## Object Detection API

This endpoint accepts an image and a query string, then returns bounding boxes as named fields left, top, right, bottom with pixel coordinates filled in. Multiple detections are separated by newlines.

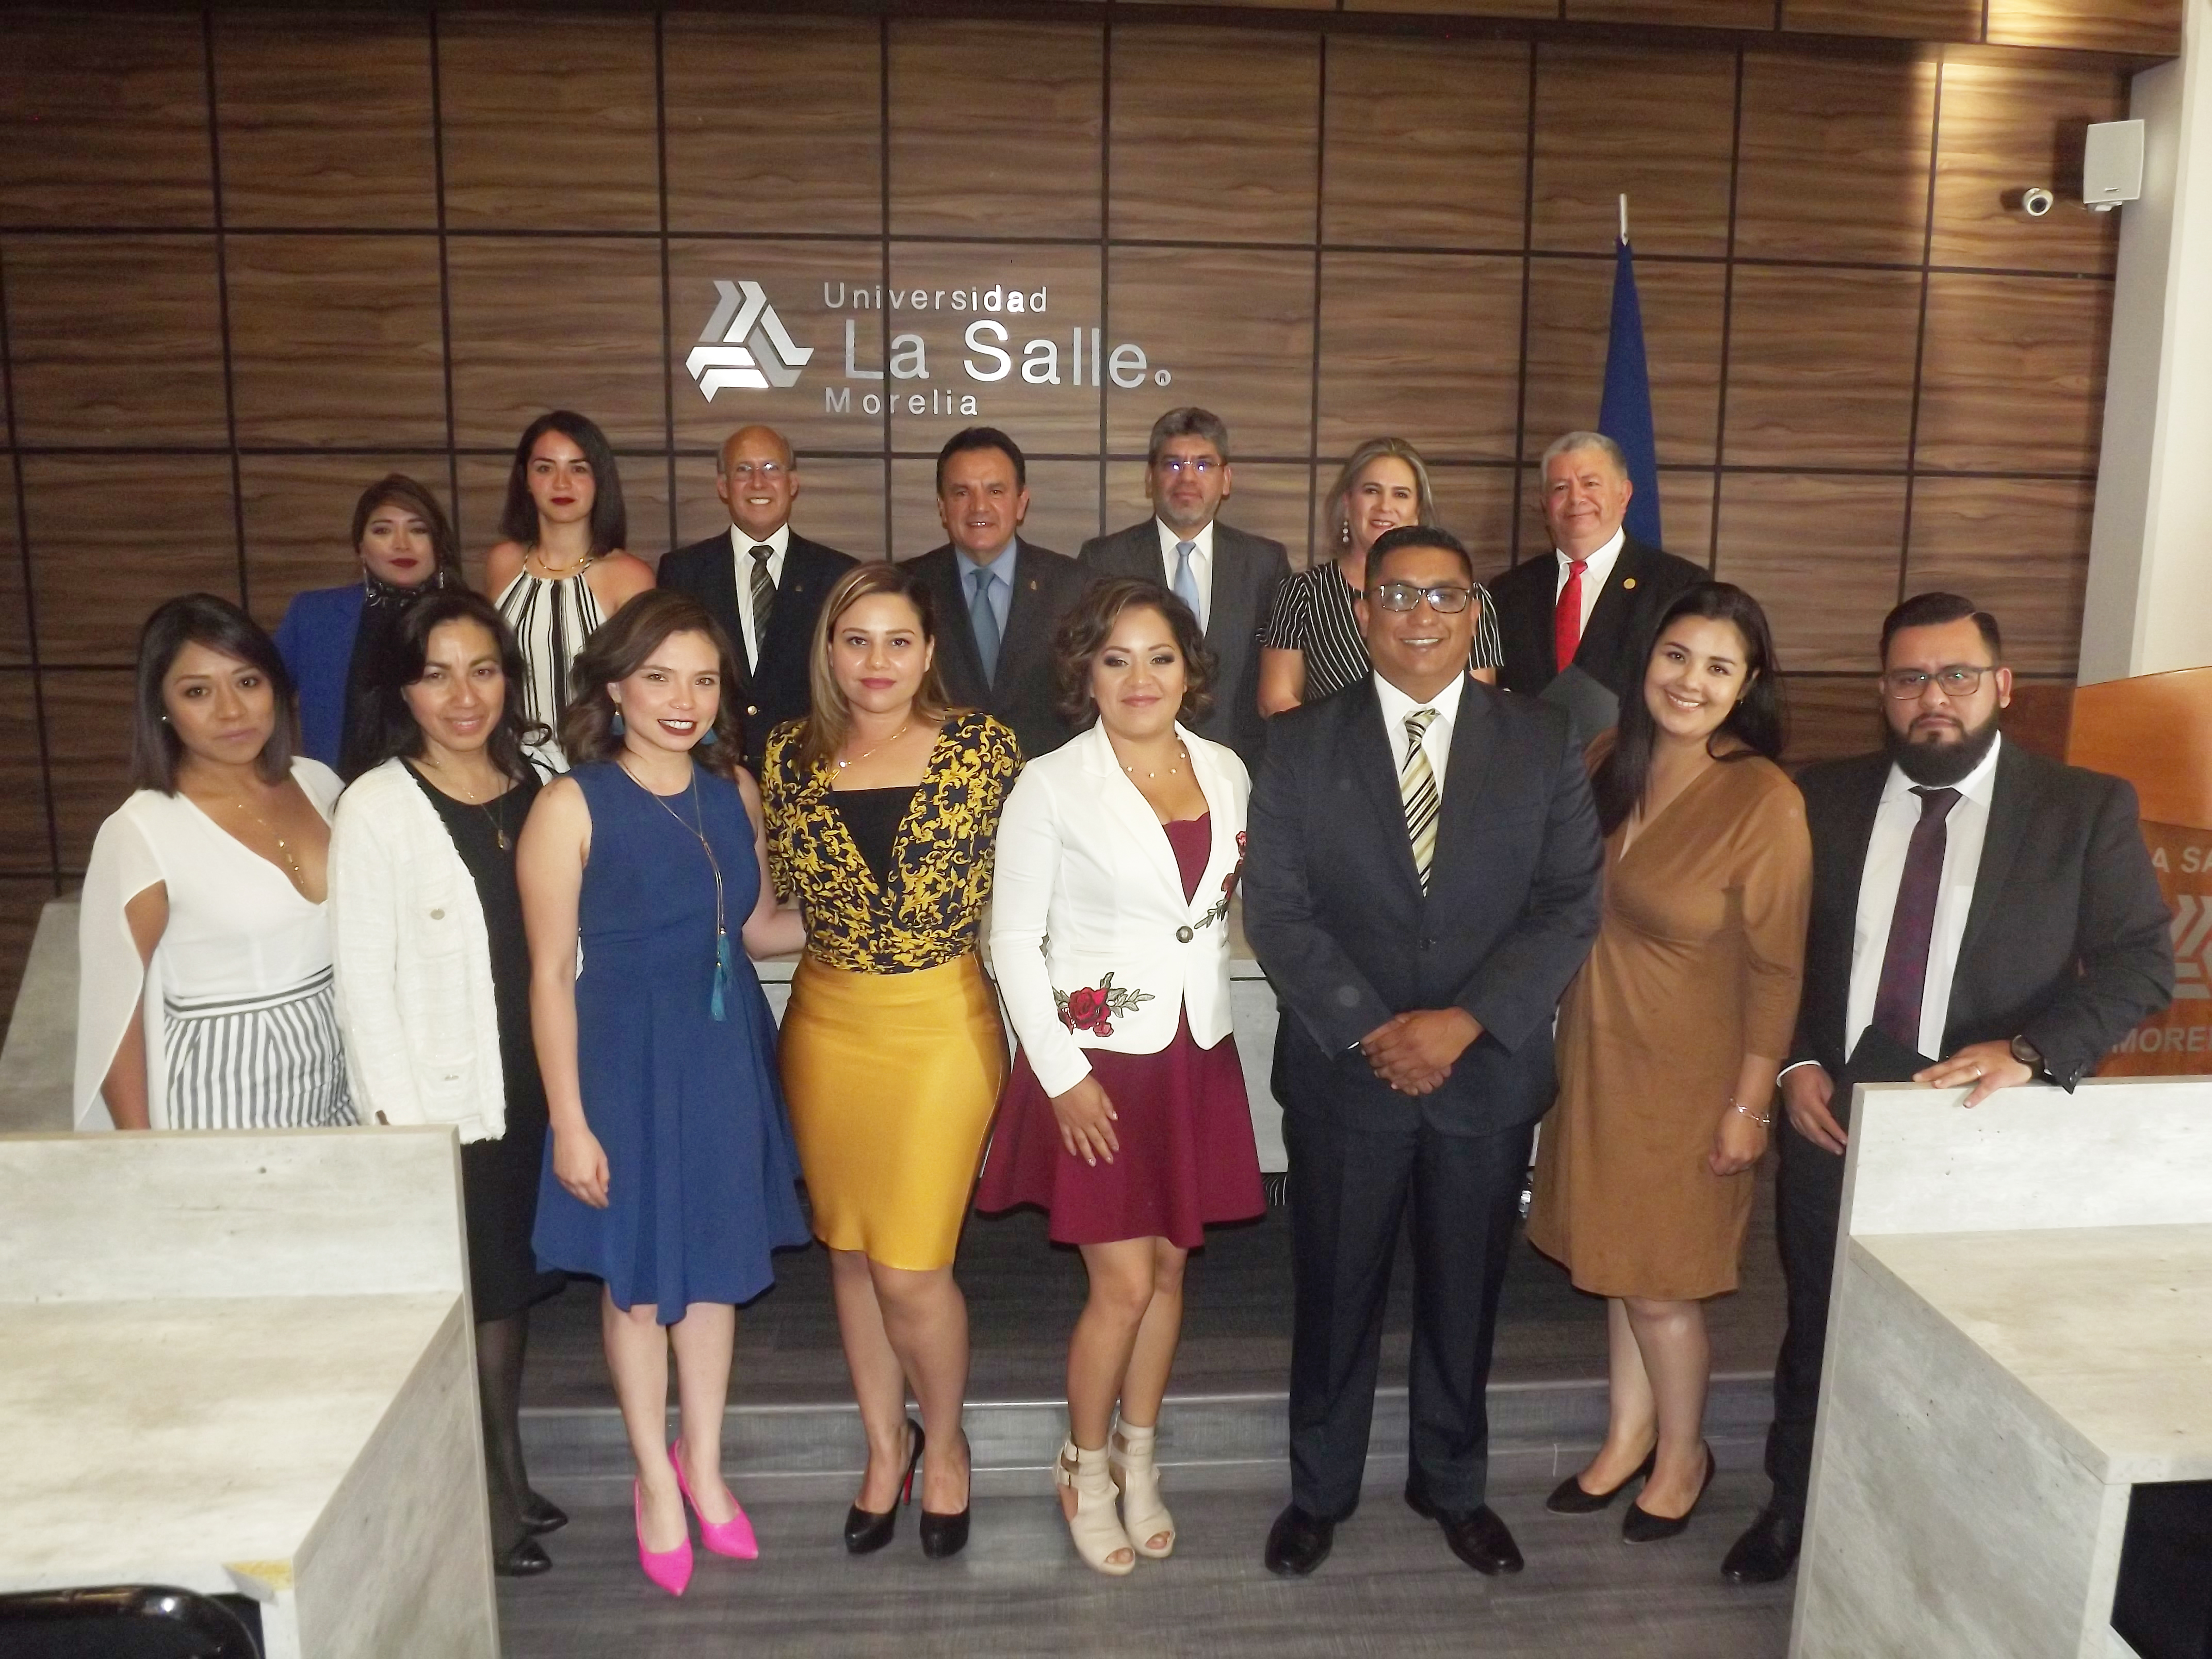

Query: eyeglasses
left=1154, top=457, right=1222, bottom=477
left=1880, top=664, right=1997, bottom=700
left=1370, top=581, right=1475, bottom=614
left=726, top=461, right=787, bottom=481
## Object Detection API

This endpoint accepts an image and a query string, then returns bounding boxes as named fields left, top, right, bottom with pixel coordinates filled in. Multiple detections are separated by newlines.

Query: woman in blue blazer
left=273, top=475, right=463, bottom=777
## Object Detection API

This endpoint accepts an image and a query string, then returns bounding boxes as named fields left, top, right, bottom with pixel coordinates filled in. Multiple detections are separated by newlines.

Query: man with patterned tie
left=1243, top=525, right=1605, bottom=1580
left=1078, top=407, right=1290, bottom=769
left=657, top=424, right=856, bottom=775
left=905, top=427, right=1087, bottom=764
left=1722, top=592, right=2173, bottom=1587
left=1488, top=431, right=1702, bottom=705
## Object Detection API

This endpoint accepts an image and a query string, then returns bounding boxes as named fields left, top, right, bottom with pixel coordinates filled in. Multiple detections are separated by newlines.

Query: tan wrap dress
left=1527, top=752, right=1812, bottom=1300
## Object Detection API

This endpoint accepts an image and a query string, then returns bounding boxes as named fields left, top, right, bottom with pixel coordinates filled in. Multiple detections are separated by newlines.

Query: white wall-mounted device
left=2084, top=119, right=2146, bottom=210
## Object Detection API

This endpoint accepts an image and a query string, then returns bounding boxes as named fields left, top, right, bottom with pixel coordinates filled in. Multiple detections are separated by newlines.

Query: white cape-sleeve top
left=73, top=758, right=344, bottom=1131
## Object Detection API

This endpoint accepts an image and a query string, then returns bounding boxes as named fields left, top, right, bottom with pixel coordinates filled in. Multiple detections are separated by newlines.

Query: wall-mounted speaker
left=2085, top=119, right=2146, bottom=211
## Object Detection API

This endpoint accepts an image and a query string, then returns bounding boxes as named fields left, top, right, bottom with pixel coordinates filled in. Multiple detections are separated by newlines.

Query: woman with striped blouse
left=75, top=594, right=354, bottom=1133
left=1257, top=437, right=1502, bottom=714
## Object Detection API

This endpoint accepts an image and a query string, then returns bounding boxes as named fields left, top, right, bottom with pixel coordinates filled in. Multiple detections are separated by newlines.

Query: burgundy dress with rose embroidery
left=976, top=815, right=1265, bottom=1248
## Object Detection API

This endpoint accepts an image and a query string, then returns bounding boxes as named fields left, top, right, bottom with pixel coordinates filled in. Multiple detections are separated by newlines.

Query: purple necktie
left=1872, top=785, right=1961, bottom=1050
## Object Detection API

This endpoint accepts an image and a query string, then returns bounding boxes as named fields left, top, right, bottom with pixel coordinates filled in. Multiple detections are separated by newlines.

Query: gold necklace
left=530, top=547, right=596, bottom=580
left=837, top=720, right=912, bottom=771
left=416, top=755, right=516, bottom=851
left=1119, top=741, right=1190, bottom=782
left=230, top=790, right=310, bottom=896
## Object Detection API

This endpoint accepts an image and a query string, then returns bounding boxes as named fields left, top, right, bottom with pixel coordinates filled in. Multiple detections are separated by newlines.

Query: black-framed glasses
left=1881, top=664, right=1996, bottom=700
left=1155, top=456, right=1222, bottom=477
left=1370, top=581, right=1475, bottom=614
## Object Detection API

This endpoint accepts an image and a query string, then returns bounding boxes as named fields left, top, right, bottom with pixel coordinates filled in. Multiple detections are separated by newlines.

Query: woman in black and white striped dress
left=1258, top=437, right=1503, bottom=713
left=74, top=595, right=354, bottom=1133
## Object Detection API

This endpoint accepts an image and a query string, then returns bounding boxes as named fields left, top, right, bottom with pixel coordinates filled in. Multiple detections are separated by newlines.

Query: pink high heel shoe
left=671, top=1441, right=760, bottom=1560
left=634, top=1479, right=694, bottom=1596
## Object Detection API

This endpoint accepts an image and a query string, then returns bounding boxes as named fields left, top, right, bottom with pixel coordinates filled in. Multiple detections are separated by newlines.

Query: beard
left=1885, top=706, right=2001, bottom=787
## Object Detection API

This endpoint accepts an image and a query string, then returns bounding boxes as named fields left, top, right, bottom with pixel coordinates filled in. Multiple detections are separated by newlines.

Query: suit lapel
left=1205, top=527, right=1253, bottom=652
left=1954, top=741, right=2036, bottom=978
left=1828, top=755, right=1888, bottom=935
left=703, top=536, right=750, bottom=677
left=926, top=550, right=990, bottom=701
left=1343, top=682, right=1425, bottom=898
left=1084, top=723, right=1183, bottom=899
left=995, top=544, right=1044, bottom=691
left=1432, top=688, right=1498, bottom=882
left=1574, top=540, right=1643, bottom=676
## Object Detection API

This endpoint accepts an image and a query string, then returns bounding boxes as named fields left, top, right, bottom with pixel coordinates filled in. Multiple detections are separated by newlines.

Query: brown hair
left=795, top=562, right=957, bottom=775
left=557, top=589, right=742, bottom=779
left=1053, top=576, right=1215, bottom=729
left=130, top=594, right=300, bottom=793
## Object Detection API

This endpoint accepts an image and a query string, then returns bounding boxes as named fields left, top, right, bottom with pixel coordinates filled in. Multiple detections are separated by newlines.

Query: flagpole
left=1619, top=192, right=1629, bottom=245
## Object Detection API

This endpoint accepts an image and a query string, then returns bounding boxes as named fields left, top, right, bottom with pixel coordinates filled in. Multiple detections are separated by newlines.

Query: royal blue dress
left=533, top=762, right=808, bottom=1318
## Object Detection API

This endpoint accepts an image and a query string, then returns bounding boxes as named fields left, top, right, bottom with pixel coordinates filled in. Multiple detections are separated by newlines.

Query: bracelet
left=1731, top=1099, right=1773, bottom=1129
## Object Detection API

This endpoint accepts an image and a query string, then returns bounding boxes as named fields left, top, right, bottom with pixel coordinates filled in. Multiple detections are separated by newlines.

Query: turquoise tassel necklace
left=626, top=762, right=733, bottom=1022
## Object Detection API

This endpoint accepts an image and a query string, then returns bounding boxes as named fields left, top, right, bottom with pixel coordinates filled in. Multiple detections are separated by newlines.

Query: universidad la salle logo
left=687, top=280, right=813, bottom=398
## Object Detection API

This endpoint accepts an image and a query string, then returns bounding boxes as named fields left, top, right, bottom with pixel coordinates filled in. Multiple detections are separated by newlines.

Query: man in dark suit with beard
left=1078, top=407, right=1289, bottom=770
left=1721, top=591, right=2174, bottom=1587
left=1489, top=431, right=1703, bottom=707
left=1244, top=525, right=1604, bottom=1581
left=657, top=424, right=855, bottom=774
left=905, top=427, right=1087, bottom=764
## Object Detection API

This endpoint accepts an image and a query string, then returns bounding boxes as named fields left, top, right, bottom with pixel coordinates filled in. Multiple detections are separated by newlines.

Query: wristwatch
left=2009, top=1035, right=2044, bottom=1075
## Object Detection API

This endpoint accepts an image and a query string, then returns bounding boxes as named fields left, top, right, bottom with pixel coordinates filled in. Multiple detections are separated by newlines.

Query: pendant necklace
left=622, top=760, right=734, bottom=1022
left=231, top=790, right=310, bottom=897
left=418, top=754, right=514, bottom=851
left=837, top=720, right=912, bottom=771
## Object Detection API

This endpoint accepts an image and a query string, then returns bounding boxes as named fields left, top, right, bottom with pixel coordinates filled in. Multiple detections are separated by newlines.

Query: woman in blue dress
left=517, top=589, right=808, bottom=1597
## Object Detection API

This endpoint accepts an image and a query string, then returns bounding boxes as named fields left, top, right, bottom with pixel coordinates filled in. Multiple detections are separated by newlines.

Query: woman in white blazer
left=328, top=590, right=565, bottom=1579
left=978, top=577, right=1265, bottom=1576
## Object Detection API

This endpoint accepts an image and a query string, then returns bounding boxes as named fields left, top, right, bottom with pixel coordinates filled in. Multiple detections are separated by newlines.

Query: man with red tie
left=1488, top=431, right=1703, bottom=705
left=1720, top=592, right=2173, bottom=1587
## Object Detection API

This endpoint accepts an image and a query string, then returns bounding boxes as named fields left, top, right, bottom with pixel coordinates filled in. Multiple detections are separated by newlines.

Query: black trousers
left=1283, top=1105, right=1533, bottom=1520
left=1765, top=1114, right=1850, bottom=1519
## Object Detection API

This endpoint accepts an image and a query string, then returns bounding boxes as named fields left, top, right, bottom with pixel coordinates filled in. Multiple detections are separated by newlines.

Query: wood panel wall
left=0, top=5, right=2168, bottom=1020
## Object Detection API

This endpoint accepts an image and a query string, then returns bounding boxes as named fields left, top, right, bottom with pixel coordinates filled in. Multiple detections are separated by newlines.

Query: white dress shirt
left=1154, top=518, right=1214, bottom=630
left=1842, top=734, right=2004, bottom=1061
left=1372, top=669, right=1465, bottom=799
left=1552, top=526, right=1627, bottom=639
left=727, top=521, right=791, bottom=669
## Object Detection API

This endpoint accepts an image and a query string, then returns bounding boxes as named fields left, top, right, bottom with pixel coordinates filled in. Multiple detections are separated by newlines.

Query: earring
left=1338, top=520, right=1352, bottom=547
left=610, top=709, right=626, bottom=738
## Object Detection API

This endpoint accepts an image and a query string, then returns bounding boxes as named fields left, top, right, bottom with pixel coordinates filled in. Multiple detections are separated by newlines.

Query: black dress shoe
left=1405, top=1483, right=1523, bottom=1575
left=519, top=1491, right=569, bottom=1536
left=918, top=1506, right=970, bottom=1559
left=1720, top=1504, right=1802, bottom=1583
left=1264, top=1505, right=1336, bottom=1576
left=1546, top=1447, right=1657, bottom=1514
left=1623, top=1445, right=1716, bottom=1543
left=492, top=1536, right=553, bottom=1577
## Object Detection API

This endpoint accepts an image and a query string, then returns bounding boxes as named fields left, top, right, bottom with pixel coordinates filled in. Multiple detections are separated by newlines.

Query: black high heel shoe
left=1622, top=1445, right=1716, bottom=1543
left=519, top=1491, right=570, bottom=1536
left=1545, top=1445, right=1657, bottom=1514
left=844, top=1418, right=924, bottom=1555
left=918, top=1430, right=971, bottom=1560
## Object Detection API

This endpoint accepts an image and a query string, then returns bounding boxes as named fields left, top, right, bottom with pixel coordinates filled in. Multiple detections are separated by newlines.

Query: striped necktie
left=1400, top=707, right=1441, bottom=893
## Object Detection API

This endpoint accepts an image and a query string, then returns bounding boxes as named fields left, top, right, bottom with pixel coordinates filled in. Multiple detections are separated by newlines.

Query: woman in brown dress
left=1527, top=582, right=1810, bottom=1542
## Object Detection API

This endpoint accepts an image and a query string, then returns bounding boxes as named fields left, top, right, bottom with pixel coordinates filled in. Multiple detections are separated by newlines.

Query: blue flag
left=1598, top=236, right=1664, bottom=549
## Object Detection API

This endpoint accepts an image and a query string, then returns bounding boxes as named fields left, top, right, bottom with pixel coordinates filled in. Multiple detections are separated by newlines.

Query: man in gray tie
left=1079, top=407, right=1289, bottom=770
left=904, top=427, right=1087, bottom=762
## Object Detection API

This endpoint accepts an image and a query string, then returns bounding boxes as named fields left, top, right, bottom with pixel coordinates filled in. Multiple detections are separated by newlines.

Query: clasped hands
left=1360, top=1007, right=1483, bottom=1096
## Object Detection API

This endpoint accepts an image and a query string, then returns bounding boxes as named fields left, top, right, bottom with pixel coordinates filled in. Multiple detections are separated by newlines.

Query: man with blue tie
left=1078, top=408, right=1289, bottom=770
left=906, top=427, right=1087, bottom=763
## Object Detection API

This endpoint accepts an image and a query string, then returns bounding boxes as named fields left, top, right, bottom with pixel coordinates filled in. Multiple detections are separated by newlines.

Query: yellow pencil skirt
left=778, top=952, right=1007, bottom=1272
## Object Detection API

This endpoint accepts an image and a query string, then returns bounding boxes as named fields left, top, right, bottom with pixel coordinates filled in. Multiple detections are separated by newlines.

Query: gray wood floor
left=522, top=1163, right=1786, bottom=1409
left=496, top=1464, right=1792, bottom=1658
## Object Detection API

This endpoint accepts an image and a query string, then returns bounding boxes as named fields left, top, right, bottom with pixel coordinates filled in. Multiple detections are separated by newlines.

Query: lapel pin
left=1028, top=579, right=1038, bottom=591
left=1622, top=577, right=1637, bottom=591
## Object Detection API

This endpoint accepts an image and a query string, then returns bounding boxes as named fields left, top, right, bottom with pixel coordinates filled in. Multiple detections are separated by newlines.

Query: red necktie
left=1871, top=786, right=1962, bottom=1050
left=1554, top=559, right=1589, bottom=674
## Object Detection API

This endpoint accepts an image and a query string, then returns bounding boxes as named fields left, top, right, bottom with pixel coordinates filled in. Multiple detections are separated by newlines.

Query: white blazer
left=328, top=757, right=509, bottom=1143
left=989, top=720, right=1250, bottom=1097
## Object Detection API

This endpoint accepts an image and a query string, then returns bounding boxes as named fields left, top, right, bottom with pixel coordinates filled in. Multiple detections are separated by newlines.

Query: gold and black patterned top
left=763, top=710, right=1022, bottom=974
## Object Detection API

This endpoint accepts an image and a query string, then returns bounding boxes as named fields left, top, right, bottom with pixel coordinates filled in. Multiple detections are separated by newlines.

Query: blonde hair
left=796, top=562, right=956, bottom=774
left=1323, top=437, right=1439, bottom=553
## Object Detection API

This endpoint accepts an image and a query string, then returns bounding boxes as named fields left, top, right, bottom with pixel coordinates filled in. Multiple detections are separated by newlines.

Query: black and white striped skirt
left=161, top=967, right=355, bottom=1131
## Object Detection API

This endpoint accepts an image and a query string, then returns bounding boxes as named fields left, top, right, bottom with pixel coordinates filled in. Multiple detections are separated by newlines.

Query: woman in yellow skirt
left=762, top=560, right=1020, bottom=1563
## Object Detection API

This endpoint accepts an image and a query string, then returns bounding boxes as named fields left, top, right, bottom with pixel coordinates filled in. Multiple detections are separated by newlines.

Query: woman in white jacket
left=977, top=577, right=1265, bottom=1575
left=329, top=590, right=564, bottom=1578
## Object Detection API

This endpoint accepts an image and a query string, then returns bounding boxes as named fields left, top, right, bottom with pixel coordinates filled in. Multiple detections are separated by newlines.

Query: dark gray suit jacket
left=1244, top=678, right=1604, bottom=1137
left=905, top=539, right=1087, bottom=764
left=1788, top=742, right=2174, bottom=1095
left=1077, top=518, right=1289, bottom=770
left=1490, top=534, right=1705, bottom=703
